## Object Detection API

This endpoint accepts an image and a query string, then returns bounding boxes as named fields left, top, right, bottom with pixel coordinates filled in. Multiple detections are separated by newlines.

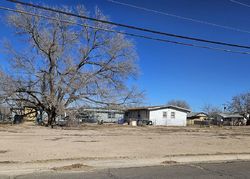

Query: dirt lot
left=1, top=123, right=250, bottom=174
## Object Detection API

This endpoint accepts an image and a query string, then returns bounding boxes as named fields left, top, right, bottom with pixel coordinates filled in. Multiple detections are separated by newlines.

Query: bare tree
left=167, top=99, right=191, bottom=109
left=201, top=104, right=222, bottom=118
left=0, top=5, right=143, bottom=126
left=228, top=92, right=250, bottom=124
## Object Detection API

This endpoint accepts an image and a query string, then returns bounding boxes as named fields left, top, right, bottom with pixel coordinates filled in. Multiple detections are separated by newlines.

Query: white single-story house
left=76, top=107, right=124, bottom=123
left=125, top=105, right=191, bottom=126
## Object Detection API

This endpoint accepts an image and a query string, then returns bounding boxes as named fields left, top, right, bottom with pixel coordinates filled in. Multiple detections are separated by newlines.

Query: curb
left=163, top=153, right=250, bottom=164
left=83, top=153, right=250, bottom=169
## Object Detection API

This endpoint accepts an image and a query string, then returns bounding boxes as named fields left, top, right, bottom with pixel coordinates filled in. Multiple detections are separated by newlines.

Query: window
left=108, top=112, right=115, bottom=118
left=171, top=112, right=175, bottom=119
left=163, top=111, right=167, bottom=118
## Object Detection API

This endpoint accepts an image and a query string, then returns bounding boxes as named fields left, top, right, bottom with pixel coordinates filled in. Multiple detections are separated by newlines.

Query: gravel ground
left=1, top=123, right=250, bottom=175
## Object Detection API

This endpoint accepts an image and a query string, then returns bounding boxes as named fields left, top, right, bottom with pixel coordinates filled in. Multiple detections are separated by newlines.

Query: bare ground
left=1, top=123, right=250, bottom=175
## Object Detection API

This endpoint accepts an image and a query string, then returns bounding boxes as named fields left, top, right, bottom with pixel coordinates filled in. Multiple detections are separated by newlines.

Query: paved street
left=4, top=161, right=250, bottom=179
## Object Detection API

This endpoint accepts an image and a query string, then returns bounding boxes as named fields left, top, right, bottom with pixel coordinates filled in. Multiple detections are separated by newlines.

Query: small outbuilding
left=187, top=112, right=208, bottom=125
left=125, top=105, right=191, bottom=126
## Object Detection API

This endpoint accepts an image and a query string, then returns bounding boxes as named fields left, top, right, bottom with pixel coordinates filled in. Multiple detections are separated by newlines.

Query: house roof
left=76, top=107, right=124, bottom=113
left=218, top=113, right=243, bottom=118
left=127, top=105, right=191, bottom=113
left=187, top=112, right=208, bottom=118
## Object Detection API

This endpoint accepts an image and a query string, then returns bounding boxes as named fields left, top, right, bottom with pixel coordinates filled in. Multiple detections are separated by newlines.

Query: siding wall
left=125, top=110, right=148, bottom=120
left=94, top=112, right=124, bottom=123
left=149, top=108, right=187, bottom=126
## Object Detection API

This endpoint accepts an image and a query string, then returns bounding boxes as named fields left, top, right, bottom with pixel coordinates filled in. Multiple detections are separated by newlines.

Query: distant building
left=23, top=106, right=37, bottom=121
left=0, top=106, right=11, bottom=122
left=216, top=113, right=246, bottom=126
left=187, top=112, right=208, bottom=125
left=125, top=105, right=191, bottom=126
left=9, top=106, right=37, bottom=123
left=76, top=107, right=124, bottom=123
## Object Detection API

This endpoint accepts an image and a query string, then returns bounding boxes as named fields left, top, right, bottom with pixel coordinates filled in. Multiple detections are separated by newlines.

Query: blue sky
left=1, top=0, right=250, bottom=111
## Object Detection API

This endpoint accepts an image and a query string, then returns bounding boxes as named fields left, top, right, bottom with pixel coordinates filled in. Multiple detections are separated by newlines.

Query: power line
left=5, top=0, right=250, bottom=50
left=230, top=0, right=250, bottom=8
left=1, top=5, right=250, bottom=55
left=108, top=0, right=250, bottom=34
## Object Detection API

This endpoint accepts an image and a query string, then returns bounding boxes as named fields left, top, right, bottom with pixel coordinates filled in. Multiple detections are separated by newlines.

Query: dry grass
left=0, top=161, right=17, bottom=164
left=73, top=140, right=99, bottom=143
left=52, top=163, right=92, bottom=171
left=45, top=137, right=63, bottom=141
left=0, top=150, right=9, bottom=154
left=2, top=123, right=250, bottom=168
left=161, top=160, right=178, bottom=165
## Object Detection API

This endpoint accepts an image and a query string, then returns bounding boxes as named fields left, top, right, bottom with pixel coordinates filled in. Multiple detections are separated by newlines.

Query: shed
left=187, top=112, right=208, bottom=125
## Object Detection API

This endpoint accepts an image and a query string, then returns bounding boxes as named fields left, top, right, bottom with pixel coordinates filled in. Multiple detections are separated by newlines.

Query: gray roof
left=187, top=112, right=207, bottom=118
left=218, top=113, right=243, bottom=118
left=67, top=107, right=125, bottom=113
left=78, top=108, right=124, bottom=113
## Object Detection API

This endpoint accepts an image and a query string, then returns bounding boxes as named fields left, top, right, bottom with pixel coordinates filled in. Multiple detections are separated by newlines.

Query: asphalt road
left=3, top=161, right=250, bottom=179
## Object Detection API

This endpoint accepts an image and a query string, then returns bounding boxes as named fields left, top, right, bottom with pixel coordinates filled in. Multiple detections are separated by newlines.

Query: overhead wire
left=0, top=6, right=250, bottom=55
left=107, top=0, right=250, bottom=34
left=4, top=0, right=250, bottom=50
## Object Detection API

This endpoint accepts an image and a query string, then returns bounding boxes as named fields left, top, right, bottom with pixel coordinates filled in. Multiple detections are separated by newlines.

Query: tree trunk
left=47, top=107, right=56, bottom=127
left=247, top=118, right=250, bottom=125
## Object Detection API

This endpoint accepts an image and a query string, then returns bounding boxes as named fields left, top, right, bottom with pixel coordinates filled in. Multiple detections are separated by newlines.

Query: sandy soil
left=1, top=123, right=250, bottom=174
